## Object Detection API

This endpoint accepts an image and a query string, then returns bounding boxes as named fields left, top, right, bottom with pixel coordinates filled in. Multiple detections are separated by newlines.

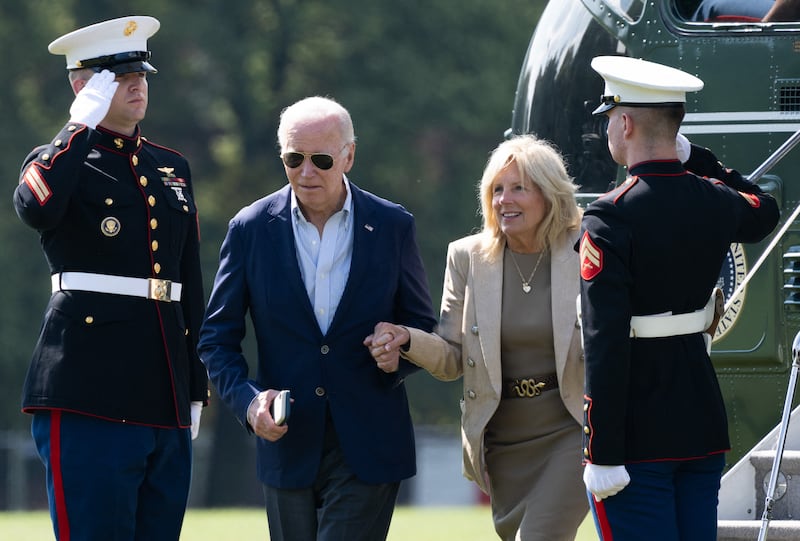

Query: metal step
left=718, top=406, right=800, bottom=538
left=717, top=520, right=800, bottom=540
left=750, top=450, right=800, bottom=520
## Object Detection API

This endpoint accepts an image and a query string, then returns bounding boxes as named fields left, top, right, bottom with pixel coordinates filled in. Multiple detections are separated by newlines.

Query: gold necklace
left=508, top=249, right=545, bottom=294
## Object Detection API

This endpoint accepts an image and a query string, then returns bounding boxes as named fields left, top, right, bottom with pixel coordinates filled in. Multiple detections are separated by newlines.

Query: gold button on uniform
left=132, top=155, right=139, bottom=166
left=154, top=263, right=161, bottom=274
left=151, top=240, right=159, bottom=252
left=85, top=316, right=94, bottom=324
left=584, top=426, right=590, bottom=434
left=150, top=218, right=158, bottom=230
left=54, top=139, right=62, bottom=147
left=148, top=195, right=156, bottom=207
left=68, top=125, right=77, bottom=131
left=104, top=198, right=113, bottom=206
left=182, top=205, right=189, bottom=212
left=140, top=176, right=148, bottom=187
left=41, top=153, right=50, bottom=161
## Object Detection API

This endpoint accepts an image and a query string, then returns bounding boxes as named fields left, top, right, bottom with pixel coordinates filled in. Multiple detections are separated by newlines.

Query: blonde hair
left=478, top=135, right=581, bottom=261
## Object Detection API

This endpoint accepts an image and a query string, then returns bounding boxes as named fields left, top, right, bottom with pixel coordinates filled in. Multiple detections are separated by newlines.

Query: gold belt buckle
left=148, top=278, right=172, bottom=302
left=512, top=377, right=546, bottom=398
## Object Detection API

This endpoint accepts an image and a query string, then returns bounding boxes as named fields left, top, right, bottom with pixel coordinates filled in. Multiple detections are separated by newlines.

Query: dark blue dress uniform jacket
left=13, top=122, right=208, bottom=428
left=198, top=183, right=436, bottom=489
left=578, top=155, right=780, bottom=465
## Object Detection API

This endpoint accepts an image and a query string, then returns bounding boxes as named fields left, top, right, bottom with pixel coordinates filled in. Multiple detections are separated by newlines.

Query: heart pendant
left=522, top=284, right=532, bottom=293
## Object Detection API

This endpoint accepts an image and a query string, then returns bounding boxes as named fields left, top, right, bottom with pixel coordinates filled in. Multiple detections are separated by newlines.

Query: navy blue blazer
left=198, top=181, right=435, bottom=488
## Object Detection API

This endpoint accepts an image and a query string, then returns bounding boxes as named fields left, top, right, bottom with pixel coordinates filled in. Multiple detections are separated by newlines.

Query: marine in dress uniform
left=13, top=16, right=208, bottom=541
left=578, top=56, right=780, bottom=540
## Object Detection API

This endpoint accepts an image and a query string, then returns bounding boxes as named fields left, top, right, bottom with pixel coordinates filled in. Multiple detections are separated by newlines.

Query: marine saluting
left=14, top=15, right=208, bottom=541
left=577, top=55, right=780, bottom=540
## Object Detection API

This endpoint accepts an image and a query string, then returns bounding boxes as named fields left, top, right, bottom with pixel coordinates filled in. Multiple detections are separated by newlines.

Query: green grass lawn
left=0, top=506, right=599, bottom=540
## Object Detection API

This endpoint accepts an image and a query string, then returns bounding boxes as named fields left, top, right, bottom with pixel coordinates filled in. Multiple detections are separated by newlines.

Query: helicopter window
left=677, top=0, right=800, bottom=23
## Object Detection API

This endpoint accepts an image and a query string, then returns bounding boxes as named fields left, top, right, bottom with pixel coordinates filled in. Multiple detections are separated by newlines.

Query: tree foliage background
left=0, top=0, right=545, bottom=505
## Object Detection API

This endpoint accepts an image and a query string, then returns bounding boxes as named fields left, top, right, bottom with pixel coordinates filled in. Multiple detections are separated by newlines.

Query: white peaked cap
left=48, top=16, right=160, bottom=73
left=590, top=56, right=704, bottom=115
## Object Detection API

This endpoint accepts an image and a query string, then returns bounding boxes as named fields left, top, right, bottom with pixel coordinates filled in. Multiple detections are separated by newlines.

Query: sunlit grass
left=0, top=506, right=599, bottom=540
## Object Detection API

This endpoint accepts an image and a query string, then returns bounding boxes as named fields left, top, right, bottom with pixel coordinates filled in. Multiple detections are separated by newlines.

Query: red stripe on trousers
left=50, top=411, right=70, bottom=541
left=594, top=497, right=613, bottom=540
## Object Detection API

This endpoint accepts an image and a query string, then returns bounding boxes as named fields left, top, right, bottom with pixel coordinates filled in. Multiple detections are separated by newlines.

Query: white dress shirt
left=290, top=177, right=354, bottom=335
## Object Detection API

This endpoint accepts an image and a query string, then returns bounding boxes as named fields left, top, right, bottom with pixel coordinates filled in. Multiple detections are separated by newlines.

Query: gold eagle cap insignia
left=124, top=21, right=138, bottom=37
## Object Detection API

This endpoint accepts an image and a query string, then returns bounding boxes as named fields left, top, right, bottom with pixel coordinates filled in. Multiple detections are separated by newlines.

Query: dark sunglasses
left=280, top=144, right=349, bottom=170
left=281, top=151, right=335, bottom=170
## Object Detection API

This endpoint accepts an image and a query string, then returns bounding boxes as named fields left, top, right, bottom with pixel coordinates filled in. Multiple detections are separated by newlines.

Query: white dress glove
left=676, top=133, right=692, bottom=163
left=190, top=401, right=203, bottom=440
left=583, top=463, right=631, bottom=501
left=69, top=70, right=118, bottom=129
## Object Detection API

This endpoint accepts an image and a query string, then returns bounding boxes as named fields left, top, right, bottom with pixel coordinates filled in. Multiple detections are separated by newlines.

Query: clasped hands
left=363, top=322, right=410, bottom=373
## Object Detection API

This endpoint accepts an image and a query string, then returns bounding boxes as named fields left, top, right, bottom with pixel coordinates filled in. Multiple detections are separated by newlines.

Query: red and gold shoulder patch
left=22, top=163, right=51, bottom=205
left=580, top=232, right=603, bottom=280
left=738, top=191, right=761, bottom=208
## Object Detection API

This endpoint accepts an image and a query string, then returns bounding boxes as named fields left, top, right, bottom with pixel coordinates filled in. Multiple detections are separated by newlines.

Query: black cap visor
left=592, top=95, right=685, bottom=116
left=74, top=51, right=157, bottom=74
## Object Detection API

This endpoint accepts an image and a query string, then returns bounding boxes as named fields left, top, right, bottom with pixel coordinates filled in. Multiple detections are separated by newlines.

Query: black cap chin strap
left=598, top=95, right=684, bottom=109
left=75, top=50, right=151, bottom=70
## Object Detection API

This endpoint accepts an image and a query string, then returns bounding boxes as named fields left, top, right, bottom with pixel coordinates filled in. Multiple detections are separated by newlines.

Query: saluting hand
left=676, top=133, right=692, bottom=163
left=69, top=69, right=118, bottom=129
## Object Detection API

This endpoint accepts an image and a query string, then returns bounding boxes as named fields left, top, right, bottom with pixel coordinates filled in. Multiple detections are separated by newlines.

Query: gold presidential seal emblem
left=714, top=243, right=747, bottom=341
left=100, top=216, right=121, bottom=237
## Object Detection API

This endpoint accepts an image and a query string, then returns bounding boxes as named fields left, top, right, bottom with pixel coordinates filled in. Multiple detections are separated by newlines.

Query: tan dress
left=483, top=249, right=588, bottom=541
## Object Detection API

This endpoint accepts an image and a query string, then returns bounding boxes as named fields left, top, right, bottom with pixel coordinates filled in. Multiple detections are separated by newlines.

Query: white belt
left=629, top=291, right=718, bottom=338
left=51, top=272, right=182, bottom=302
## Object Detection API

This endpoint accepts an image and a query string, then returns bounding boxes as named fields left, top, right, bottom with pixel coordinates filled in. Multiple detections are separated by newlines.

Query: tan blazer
left=403, top=230, right=584, bottom=493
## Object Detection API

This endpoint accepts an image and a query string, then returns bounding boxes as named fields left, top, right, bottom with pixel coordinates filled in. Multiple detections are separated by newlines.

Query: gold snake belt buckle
left=511, top=377, right=546, bottom=398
